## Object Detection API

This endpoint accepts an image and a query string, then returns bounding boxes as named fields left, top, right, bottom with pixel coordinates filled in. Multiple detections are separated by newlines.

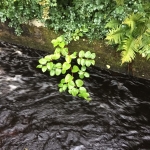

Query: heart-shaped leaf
left=36, top=64, right=42, bottom=68
left=59, top=42, right=65, bottom=48
left=77, top=58, right=81, bottom=65
left=55, top=63, right=62, bottom=68
left=71, top=88, right=79, bottom=96
left=47, top=62, right=54, bottom=70
left=85, top=51, right=91, bottom=58
left=65, top=55, right=72, bottom=63
left=39, top=58, right=47, bottom=65
left=81, top=66, right=86, bottom=71
left=45, top=55, right=52, bottom=61
left=72, top=65, right=79, bottom=73
left=79, top=50, right=85, bottom=57
left=84, top=72, right=90, bottom=78
left=62, top=62, right=71, bottom=70
left=85, top=60, right=91, bottom=67
left=75, top=79, right=83, bottom=87
left=50, top=70, right=55, bottom=76
left=91, top=53, right=96, bottom=59
left=70, top=52, right=77, bottom=59
left=65, top=74, right=73, bottom=82
left=55, top=68, right=62, bottom=76
left=42, top=66, right=47, bottom=72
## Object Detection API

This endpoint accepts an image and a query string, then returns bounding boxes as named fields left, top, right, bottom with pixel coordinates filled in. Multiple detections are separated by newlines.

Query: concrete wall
left=0, top=22, right=150, bottom=79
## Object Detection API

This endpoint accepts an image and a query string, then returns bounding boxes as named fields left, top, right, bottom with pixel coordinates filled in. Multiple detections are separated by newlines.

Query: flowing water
left=0, top=41, right=150, bottom=150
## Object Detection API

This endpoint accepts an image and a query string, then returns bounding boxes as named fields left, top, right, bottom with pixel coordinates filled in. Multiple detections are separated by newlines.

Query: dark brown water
left=0, top=41, right=150, bottom=150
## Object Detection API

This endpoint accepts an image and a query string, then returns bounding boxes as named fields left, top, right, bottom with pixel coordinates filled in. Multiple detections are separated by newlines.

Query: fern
left=105, top=12, right=150, bottom=64
left=139, top=33, right=150, bottom=59
left=105, top=26, right=124, bottom=44
left=123, top=13, right=145, bottom=32
left=105, top=19, right=120, bottom=29
left=121, top=36, right=136, bottom=63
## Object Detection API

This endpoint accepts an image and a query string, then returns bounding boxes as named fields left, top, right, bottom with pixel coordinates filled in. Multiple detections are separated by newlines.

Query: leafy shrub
left=0, top=0, right=56, bottom=35
left=0, top=0, right=147, bottom=40
left=105, top=1, right=150, bottom=64
left=37, top=35, right=96, bottom=101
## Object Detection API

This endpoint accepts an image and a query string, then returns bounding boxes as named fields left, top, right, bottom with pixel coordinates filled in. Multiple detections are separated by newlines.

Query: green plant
left=105, top=12, right=150, bottom=64
left=0, top=0, right=56, bottom=35
left=37, top=35, right=96, bottom=101
left=1, top=0, right=147, bottom=41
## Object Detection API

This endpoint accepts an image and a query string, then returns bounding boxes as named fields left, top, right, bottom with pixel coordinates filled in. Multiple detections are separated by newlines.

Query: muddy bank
left=0, top=41, right=150, bottom=150
left=0, top=23, right=150, bottom=79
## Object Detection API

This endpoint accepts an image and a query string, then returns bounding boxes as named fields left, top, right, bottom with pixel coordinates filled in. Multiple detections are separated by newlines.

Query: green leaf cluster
left=37, top=35, right=96, bottom=101
left=1, top=0, right=149, bottom=41
left=105, top=12, right=150, bottom=64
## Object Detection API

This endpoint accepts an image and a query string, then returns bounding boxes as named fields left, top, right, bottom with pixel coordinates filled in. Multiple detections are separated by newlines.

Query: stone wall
left=0, top=22, right=150, bottom=79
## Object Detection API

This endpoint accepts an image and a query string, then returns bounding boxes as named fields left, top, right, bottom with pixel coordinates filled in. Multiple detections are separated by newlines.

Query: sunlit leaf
left=65, top=55, right=71, bottom=63
left=68, top=81, right=75, bottom=89
left=62, top=62, right=71, bottom=70
left=81, top=66, right=86, bottom=71
left=75, top=79, right=83, bottom=87
left=59, top=88, right=63, bottom=92
left=47, top=62, right=54, bottom=70
left=79, top=50, right=85, bottom=57
left=53, top=53, right=60, bottom=60
left=84, top=72, right=90, bottom=78
left=50, top=70, right=55, bottom=76
left=91, top=53, right=96, bottom=59
left=62, top=69, right=66, bottom=74
left=55, top=68, right=62, bottom=76
left=57, top=36, right=63, bottom=42
left=79, top=87, right=87, bottom=92
left=81, top=58, right=85, bottom=66
left=59, top=42, right=65, bottom=48
left=36, top=64, right=42, bottom=68
left=85, top=51, right=91, bottom=58
left=39, top=58, right=47, bottom=65
left=58, top=83, right=63, bottom=87
left=71, top=88, right=79, bottom=96
left=55, top=63, right=62, bottom=68
left=65, top=74, right=73, bottom=82
left=62, top=84, right=67, bottom=91
left=61, top=48, right=68, bottom=56
left=42, top=66, right=47, bottom=72
left=54, top=47, right=61, bottom=54
left=77, top=58, right=81, bottom=65
left=72, top=65, right=79, bottom=73
left=85, top=60, right=91, bottom=67
left=91, top=60, right=95, bottom=65
left=45, top=55, right=52, bottom=61
left=60, top=78, right=65, bottom=84
left=70, top=52, right=77, bottom=59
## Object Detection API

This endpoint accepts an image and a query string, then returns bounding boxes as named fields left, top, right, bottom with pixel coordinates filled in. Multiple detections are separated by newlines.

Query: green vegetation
left=37, top=35, right=96, bottom=101
left=105, top=0, right=150, bottom=64
left=0, top=0, right=150, bottom=99
left=105, top=13, right=150, bottom=64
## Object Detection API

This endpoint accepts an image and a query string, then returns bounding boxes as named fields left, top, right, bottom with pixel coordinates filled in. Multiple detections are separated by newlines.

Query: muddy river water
left=0, top=41, right=150, bottom=150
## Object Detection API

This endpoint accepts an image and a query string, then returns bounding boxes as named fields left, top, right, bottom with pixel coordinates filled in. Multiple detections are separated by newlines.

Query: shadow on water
left=0, top=41, right=150, bottom=150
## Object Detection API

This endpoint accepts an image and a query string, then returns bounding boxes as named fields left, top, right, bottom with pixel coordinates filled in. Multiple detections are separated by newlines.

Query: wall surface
left=0, top=22, right=150, bottom=79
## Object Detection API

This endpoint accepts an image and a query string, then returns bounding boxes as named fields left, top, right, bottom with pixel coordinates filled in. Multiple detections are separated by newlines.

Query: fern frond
left=105, top=26, right=124, bottom=44
left=121, top=36, right=136, bottom=64
left=105, top=19, right=120, bottom=29
left=139, top=34, right=150, bottom=59
left=123, top=13, right=145, bottom=33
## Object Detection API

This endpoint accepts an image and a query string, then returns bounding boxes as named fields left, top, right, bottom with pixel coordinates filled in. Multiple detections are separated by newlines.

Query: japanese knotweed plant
left=37, top=36, right=96, bottom=101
